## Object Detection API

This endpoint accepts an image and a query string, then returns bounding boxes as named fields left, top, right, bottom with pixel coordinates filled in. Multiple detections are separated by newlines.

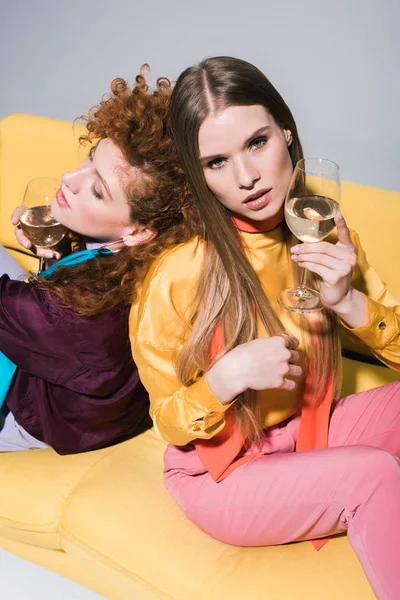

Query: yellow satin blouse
left=129, top=226, right=400, bottom=446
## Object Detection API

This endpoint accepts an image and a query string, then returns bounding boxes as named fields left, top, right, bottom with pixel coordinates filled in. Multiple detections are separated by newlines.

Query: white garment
left=0, top=245, right=25, bottom=279
left=0, top=411, right=49, bottom=451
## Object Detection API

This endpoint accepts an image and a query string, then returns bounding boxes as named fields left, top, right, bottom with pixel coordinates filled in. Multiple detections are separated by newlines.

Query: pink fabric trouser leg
left=164, top=381, right=400, bottom=600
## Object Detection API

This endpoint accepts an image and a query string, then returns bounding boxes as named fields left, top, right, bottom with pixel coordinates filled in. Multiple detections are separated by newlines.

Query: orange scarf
left=194, top=213, right=334, bottom=550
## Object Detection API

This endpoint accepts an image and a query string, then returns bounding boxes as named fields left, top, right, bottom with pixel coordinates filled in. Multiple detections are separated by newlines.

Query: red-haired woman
left=0, top=69, right=196, bottom=454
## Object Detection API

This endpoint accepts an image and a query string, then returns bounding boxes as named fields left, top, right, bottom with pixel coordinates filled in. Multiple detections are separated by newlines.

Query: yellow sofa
left=1, top=113, right=399, bottom=600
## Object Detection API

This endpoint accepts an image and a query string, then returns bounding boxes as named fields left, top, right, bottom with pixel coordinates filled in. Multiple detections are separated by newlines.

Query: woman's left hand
left=290, top=212, right=358, bottom=311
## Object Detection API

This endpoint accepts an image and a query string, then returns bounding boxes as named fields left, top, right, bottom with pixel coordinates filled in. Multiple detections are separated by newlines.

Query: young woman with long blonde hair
left=130, top=57, right=400, bottom=599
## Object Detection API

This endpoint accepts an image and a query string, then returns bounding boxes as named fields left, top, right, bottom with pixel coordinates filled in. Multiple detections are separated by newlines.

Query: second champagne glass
left=277, top=158, right=341, bottom=313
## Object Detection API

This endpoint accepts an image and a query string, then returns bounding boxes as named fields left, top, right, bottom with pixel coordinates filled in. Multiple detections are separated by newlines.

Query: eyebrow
left=89, top=145, right=113, bottom=200
left=199, top=125, right=272, bottom=165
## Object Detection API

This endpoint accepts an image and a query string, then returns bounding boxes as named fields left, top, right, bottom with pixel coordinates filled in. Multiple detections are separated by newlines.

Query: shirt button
left=378, top=321, right=386, bottom=330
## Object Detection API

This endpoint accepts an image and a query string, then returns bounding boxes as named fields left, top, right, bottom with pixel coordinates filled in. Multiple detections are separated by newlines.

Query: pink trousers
left=164, top=381, right=400, bottom=600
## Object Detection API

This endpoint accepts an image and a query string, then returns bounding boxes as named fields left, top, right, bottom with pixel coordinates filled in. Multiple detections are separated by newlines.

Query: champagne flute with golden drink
left=20, top=177, right=67, bottom=272
left=277, top=158, right=341, bottom=313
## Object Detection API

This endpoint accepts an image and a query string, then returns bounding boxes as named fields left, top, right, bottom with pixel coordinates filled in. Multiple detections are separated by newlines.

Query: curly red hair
left=33, top=66, right=200, bottom=314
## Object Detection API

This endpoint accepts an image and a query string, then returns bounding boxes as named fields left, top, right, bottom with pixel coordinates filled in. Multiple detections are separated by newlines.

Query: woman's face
left=198, top=104, right=294, bottom=222
left=51, top=138, right=139, bottom=240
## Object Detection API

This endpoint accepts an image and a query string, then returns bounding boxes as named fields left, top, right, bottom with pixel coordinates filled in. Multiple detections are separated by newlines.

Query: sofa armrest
left=341, top=181, right=400, bottom=300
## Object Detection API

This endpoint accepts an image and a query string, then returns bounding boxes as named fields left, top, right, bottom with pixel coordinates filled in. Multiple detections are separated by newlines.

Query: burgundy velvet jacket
left=0, top=275, right=149, bottom=454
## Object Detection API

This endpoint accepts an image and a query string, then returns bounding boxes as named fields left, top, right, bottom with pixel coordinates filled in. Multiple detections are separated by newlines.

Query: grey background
left=1, top=0, right=399, bottom=191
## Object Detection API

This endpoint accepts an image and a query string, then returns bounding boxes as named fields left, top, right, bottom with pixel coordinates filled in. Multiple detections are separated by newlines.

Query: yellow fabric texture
left=130, top=227, right=400, bottom=446
left=0, top=113, right=398, bottom=600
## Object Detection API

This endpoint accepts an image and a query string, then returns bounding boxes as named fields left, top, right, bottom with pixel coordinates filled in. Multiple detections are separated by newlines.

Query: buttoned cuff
left=340, top=295, right=399, bottom=350
left=185, top=375, right=234, bottom=433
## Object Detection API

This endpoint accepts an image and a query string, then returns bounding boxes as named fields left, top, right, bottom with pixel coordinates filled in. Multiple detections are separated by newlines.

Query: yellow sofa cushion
left=1, top=418, right=377, bottom=600
left=0, top=445, right=109, bottom=549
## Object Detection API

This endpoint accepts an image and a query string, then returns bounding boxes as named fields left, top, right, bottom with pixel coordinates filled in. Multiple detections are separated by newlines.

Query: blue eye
left=250, top=136, right=267, bottom=149
left=208, top=158, right=226, bottom=170
left=91, top=185, right=103, bottom=200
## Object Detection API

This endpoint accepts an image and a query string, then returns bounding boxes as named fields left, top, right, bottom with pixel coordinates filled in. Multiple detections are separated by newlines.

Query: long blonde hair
left=170, top=56, right=342, bottom=443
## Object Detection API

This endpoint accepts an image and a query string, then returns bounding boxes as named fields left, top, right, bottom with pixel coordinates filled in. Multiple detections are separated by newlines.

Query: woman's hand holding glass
left=12, top=177, right=71, bottom=266
left=277, top=158, right=342, bottom=313
left=290, top=212, right=357, bottom=311
left=12, top=206, right=64, bottom=260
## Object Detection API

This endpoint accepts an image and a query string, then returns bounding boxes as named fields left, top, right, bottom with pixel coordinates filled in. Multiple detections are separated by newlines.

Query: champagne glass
left=277, top=158, right=341, bottom=313
left=20, top=177, right=67, bottom=272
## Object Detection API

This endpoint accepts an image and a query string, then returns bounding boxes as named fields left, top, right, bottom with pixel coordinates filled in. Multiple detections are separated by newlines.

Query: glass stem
left=299, top=267, right=308, bottom=289
left=38, top=257, right=46, bottom=274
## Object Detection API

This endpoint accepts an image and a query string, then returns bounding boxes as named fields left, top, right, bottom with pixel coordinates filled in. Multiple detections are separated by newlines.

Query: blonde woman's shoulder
left=151, top=236, right=204, bottom=281
left=129, top=236, right=204, bottom=347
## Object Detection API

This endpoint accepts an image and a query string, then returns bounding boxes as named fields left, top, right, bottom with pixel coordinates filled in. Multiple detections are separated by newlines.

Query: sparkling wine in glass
left=20, top=177, right=67, bottom=271
left=277, top=158, right=341, bottom=313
